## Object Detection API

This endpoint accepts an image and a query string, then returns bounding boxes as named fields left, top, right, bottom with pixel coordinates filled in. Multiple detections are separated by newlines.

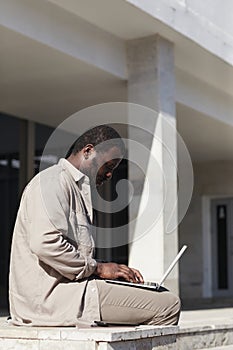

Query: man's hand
left=94, top=262, right=144, bottom=283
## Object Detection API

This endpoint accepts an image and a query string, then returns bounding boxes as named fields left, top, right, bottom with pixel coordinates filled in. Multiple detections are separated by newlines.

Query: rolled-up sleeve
left=27, top=173, right=96, bottom=281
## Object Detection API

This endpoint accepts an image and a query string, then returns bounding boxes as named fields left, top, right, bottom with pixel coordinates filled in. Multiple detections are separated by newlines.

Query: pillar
left=127, top=35, right=179, bottom=293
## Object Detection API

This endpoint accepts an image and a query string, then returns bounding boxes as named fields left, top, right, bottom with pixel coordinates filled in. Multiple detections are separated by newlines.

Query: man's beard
left=79, top=159, right=99, bottom=187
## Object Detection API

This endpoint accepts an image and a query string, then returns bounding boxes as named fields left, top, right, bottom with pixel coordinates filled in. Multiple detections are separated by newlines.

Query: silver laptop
left=105, top=245, right=187, bottom=291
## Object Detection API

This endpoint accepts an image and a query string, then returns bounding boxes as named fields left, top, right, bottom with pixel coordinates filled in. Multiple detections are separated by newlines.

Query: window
left=0, top=113, right=20, bottom=310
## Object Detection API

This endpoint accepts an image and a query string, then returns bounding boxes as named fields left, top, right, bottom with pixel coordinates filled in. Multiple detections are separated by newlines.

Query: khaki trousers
left=96, top=280, right=181, bottom=326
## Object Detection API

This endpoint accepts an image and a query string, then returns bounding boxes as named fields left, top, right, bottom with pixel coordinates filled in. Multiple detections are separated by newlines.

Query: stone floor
left=180, top=307, right=233, bottom=328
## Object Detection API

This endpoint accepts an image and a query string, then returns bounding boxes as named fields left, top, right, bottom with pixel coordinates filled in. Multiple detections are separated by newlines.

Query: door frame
left=202, top=195, right=233, bottom=298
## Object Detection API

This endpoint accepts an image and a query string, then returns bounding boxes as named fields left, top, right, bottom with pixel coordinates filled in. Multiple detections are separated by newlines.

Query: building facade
left=1, top=0, right=233, bottom=309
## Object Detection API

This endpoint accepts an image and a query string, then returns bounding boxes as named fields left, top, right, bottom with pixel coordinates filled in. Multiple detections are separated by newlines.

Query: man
left=9, top=125, right=180, bottom=326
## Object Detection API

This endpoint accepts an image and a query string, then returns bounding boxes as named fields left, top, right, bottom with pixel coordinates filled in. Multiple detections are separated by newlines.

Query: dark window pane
left=217, top=205, right=228, bottom=289
left=35, top=123, right=55, bottom=173
left=0, top=113, right=20, bottom=309
left=94, top=159, right=128, bottom=265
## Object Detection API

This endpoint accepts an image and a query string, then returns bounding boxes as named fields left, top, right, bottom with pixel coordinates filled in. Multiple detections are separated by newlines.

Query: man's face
left=82, top=146, right=123, bottom=187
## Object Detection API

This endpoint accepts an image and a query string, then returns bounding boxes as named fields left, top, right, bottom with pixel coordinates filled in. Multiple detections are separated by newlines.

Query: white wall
left=179, top=160, right=233, bottom=299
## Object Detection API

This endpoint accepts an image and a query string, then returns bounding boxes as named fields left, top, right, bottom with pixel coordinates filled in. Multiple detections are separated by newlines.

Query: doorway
left=211, top=198, right=233, bottom=297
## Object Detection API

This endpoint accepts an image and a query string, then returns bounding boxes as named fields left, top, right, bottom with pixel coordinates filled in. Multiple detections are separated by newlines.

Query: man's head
left=66, top=125, right=125, bottom=187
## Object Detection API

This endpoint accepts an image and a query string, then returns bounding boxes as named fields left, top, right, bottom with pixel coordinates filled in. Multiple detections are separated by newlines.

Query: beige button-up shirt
left=9, top=159, right=100, bottom=326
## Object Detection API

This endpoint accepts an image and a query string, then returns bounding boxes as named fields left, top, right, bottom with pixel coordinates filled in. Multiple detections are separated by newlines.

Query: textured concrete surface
left=0, top=308, right=232, bottom=349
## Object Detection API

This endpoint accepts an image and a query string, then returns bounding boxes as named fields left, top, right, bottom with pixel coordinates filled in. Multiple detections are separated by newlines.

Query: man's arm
left=27, top=175, right=96, bottom=281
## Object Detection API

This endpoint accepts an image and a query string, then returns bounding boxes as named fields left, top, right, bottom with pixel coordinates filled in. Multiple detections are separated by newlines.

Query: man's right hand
left=94, top=262, right=144, bottom=283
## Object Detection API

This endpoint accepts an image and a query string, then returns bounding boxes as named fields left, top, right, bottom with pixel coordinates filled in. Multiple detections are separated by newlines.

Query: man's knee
left=148, top=292, right=181, bottom=326
left=163, top=292, right=181, bottom=325
left=170, top=294, right=181, bottom=324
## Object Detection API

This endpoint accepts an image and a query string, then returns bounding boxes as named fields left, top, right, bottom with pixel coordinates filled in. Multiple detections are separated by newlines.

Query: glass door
left=211, top=198, right=233, bottom=297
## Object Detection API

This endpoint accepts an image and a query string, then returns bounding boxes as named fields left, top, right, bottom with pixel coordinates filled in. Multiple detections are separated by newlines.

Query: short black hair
left=65, top=125, right=125, bottom=158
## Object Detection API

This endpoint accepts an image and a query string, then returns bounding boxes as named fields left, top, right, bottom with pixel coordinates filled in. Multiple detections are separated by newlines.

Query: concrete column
left=127, top=35, right=179, bottom=293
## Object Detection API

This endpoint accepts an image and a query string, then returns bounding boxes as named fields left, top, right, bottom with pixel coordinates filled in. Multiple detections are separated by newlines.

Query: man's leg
left=96, top=280, right=181, bottom=326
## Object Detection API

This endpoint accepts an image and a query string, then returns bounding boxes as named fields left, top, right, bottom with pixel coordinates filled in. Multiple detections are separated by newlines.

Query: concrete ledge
left=0, top=320, right=178, bottom=350
left=177, top=325, right=233, bottom=350
left=0, top=321, right=178, bottom=340
left=0, top=317, right=233, bottom=350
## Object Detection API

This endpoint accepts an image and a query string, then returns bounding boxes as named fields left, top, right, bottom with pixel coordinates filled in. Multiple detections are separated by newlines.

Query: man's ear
left=83, top=144, right=95, bottom=159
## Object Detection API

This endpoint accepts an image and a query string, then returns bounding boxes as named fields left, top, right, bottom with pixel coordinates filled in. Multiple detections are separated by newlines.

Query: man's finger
left=117, top=265, right=143, bottom=283
left=117, top=270, right=138, bottom=283
left=118, top=265, right=135, bottom=276
left=131, top=268, right=144, bottom=283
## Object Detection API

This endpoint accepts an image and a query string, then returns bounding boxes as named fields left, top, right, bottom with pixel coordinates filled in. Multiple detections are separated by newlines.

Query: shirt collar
left=58, top=158, right=90, bottom=184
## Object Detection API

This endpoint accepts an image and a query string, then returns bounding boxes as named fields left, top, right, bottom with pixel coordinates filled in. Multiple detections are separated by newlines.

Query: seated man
left=9, top=125, right=180, bottom=327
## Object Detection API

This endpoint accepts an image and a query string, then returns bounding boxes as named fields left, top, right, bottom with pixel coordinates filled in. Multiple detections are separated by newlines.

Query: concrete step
left=0, top=316, right=233, bottom=349
left=198, top=345, right=233, bottom=349
left=177, top=324, right=233, bottom=350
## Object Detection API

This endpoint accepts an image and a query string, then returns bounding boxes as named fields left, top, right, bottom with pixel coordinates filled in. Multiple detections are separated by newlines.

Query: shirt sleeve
left=27, top=172, right=97, bottom=280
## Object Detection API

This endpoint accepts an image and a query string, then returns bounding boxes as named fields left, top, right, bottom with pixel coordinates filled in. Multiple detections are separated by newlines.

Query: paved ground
left=179, top=307, right=233, bottom=328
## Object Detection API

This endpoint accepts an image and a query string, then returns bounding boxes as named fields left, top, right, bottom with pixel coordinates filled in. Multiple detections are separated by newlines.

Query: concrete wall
left=184, top=0, right=232, bottom=35
left=127, top=0, right=233, bottom=66
left=179, top=160, right=233, bottom=299
left=165, top=0, right=233, bottom=37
